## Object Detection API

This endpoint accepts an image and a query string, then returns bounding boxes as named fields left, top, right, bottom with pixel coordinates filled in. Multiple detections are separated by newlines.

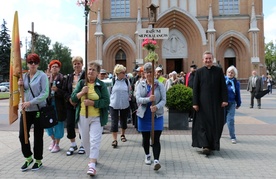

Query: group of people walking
left=18, top=51, right=273, bottom=176
left=17, top=53, right=166, bottom=176
left=18, top=54, right=89, bottom=172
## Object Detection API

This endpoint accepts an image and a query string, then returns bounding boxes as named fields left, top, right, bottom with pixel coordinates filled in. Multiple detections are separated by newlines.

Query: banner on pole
left=9, top=11, right=22, bottom=124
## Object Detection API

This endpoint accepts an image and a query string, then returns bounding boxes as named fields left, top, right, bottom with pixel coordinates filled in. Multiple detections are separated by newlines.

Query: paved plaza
left=0, top=90, right=276, bottom=178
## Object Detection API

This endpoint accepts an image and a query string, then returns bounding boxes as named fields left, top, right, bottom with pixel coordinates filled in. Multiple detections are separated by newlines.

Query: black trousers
left=141, top=131, right=162, bottom=160
left=66, top=108, right=76, bottom=139
left=250, top=88, right=261, bottom=107
left=19, top=111, right=44, bottom=160
left=110, top=107, right=129, bottom=132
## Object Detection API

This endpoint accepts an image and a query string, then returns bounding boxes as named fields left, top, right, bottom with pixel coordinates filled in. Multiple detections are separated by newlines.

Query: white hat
left=155, top=67, right=162, bottom=71
left=100, top=69, right=107, bottom=74
left=136, top=67, right=141, bottom=72
left=171, top=71, right=177, bottom=75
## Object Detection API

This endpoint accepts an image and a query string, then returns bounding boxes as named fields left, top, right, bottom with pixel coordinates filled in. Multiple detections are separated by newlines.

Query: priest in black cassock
left=192, top=51, right=228, bottom=155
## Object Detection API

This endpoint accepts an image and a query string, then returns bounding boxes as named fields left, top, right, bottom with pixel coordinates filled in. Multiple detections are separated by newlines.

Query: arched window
left=111, top=0, right=130, bottom=18
left=219, top=0, right=239, bottom=15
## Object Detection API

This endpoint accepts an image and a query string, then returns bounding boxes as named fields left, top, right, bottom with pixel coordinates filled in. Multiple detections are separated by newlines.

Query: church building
left=87, top=0, right=265, bottom=80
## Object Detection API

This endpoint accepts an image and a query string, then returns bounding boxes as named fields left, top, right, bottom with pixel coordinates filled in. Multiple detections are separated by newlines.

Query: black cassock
left=192, top=66, right=228, bottom=150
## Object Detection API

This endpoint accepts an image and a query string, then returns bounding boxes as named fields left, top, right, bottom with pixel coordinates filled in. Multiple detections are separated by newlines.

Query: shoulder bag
left=28, top=75, right=58, bottom=128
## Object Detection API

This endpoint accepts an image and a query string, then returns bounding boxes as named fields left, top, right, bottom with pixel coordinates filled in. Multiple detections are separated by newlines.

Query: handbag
left=28, top=75, right=58, bottom=128
left=39, top=105, right=58, bottom=128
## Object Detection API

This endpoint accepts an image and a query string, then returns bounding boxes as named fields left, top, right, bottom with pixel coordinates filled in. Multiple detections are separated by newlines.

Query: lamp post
left=77, top=0, right=96, bottom=117
left=147, top=3, right=159, bottom=145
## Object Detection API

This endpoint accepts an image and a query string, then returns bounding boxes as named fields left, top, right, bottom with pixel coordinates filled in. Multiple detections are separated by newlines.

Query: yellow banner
left=9, top=11, right=22, bottom=124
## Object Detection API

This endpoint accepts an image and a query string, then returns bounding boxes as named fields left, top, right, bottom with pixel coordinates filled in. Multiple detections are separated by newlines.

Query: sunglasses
left=28, top=61, right=39, bottom=65
left=145, top=71, right=152, bottom=74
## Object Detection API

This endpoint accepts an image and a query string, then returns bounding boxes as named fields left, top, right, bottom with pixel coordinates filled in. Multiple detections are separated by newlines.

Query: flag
left=9, top=11, right=22, bottom=124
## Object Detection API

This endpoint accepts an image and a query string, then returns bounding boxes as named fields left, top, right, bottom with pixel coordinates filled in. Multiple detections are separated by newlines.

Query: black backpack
left=110, top=77, right=131, bottom=94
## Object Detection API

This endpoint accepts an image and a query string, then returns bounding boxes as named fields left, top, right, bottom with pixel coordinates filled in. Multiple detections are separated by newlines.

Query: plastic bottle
left=51, top=80, right=56, bottom=96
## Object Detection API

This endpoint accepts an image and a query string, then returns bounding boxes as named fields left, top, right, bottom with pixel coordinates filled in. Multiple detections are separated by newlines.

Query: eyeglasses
left=51, top=65, right=59, bottom=68
left=28, top=61, right=38, bottom=65
left=88, top=68, right=97, bottom=72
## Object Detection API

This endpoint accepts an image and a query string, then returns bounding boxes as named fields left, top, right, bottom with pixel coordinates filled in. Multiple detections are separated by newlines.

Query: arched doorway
left=162, top=29, right=187, bottom=74
left=224, top=48, right=236, bottom=70
left=115, top=49, right=126, bottom=67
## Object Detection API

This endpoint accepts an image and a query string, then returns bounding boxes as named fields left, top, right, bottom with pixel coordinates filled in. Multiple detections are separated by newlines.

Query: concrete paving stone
left=0, top=90, right=276, bottom=178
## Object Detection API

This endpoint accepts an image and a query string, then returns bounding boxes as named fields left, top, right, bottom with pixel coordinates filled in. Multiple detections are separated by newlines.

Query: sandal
left=112, top=140, right=118, bottom=148
left=121, top=135, right=127, bottom=142
left=66, top=146, right=78, bottom=156
left=78, top=146, right=85, bottom=154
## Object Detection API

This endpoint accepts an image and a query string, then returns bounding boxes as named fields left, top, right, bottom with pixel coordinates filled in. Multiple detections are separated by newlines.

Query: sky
left=0, top=0, right=86, bottom=57
left=0, top=0, right=276, bottom=59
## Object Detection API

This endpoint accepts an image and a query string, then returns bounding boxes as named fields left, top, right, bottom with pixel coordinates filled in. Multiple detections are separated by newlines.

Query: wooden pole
left=151, top=60, right=155, bottom=145
left=150, top=22, right=155, bottom=145
left=20, top=80, right=28, bottom=144
left=84, top=0, right=89, bottom=118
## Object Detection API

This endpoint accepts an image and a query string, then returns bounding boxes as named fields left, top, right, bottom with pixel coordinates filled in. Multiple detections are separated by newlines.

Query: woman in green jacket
left=71, top=61, right=110, bottom=176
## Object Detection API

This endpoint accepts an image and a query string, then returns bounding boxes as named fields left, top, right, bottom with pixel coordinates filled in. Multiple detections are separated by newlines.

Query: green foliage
left=0, top=19, right=74, bottom=82
left=25, top=35, right=73, bottom=75
left=166, top=84, right=193, bottom=112
left=265, top=41, right=276, bottom=79
left=0, top=19, right=11, bottom=81
left=51, top=42, right=73, bottom=75
left=26, top=34, right=52, bottom=71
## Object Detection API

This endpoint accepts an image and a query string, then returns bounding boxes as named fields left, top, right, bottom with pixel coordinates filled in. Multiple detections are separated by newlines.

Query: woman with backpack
left=109, top=64, right=132, bottom=148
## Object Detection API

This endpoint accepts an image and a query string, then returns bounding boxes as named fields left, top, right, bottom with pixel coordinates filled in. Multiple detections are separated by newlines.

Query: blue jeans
left=268, top=85, right=272, bottom=94
left=225, top=102, right=236, bottom=140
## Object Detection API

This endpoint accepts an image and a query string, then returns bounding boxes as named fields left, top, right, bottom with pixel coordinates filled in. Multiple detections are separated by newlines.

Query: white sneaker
left=153, top=160, right=161, bottom=170
left=231, top=139, right=237, bottom=144
left=144, top=155, right=151, bottom=165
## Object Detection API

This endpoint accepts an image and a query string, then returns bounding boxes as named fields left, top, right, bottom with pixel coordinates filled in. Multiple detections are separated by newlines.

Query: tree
left=26, top=34, right=53, bottom=71
left=0, top=19, right=74, bottom=80
left=25, top=35, right=73, bottom=74
left=51, top=42, right=73, bottom=75
left=0, top=19, right=11, bottom=81
left=265, top=41, right=276, bottom=79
